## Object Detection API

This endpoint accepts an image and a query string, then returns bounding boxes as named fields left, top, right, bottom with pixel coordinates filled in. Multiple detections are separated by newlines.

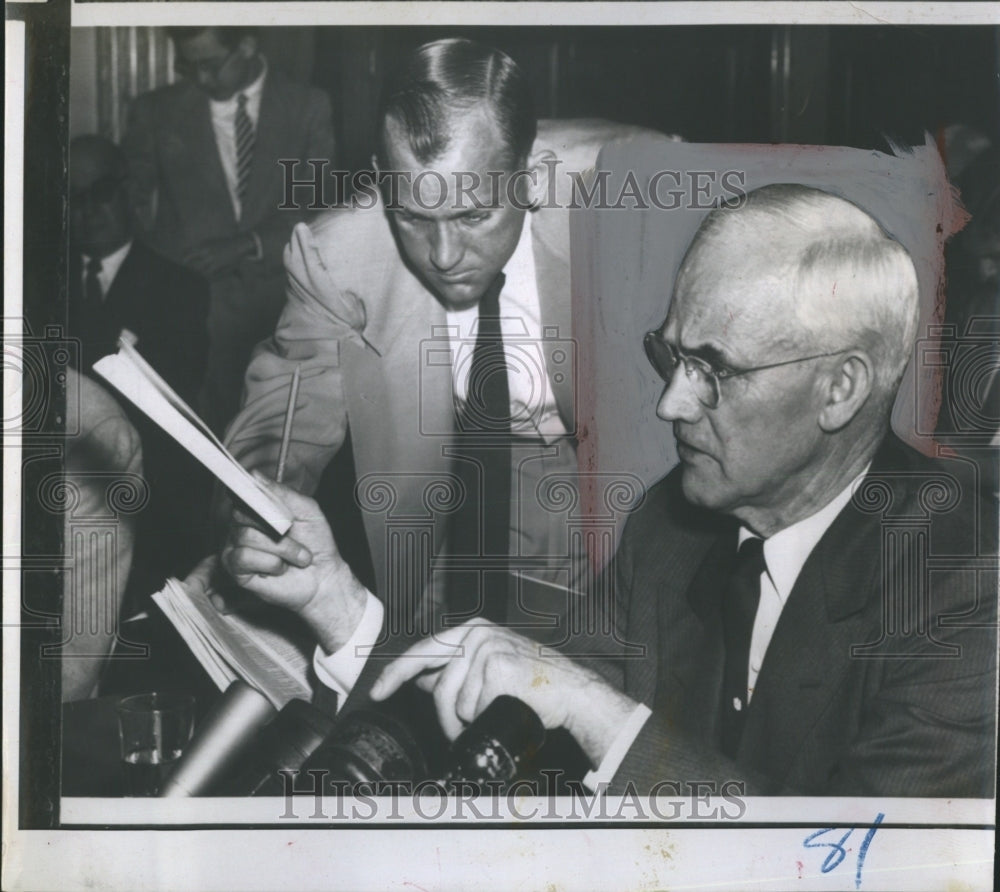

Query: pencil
left=275, top=364, right=301, bottom=484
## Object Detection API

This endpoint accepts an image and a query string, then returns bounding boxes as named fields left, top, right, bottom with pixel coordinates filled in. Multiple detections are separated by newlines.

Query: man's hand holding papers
left=221, top=474, right=368, bottom=655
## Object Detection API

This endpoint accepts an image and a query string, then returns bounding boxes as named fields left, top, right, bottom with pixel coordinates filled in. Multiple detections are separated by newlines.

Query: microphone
left=220, top=698, right=337, bottom=796
left=159, top=680, right=277, bottom=797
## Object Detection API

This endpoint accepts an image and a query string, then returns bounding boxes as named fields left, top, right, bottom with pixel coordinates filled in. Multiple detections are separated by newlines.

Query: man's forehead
left=664, top=254, right=791, bottom=357
left=676, top=229, right=789, bottom=305
left=177, top=29, right=227, bottom=59
left=383, top=114, right=523, bottom=213
left=384, top=108, right=510, bottom=174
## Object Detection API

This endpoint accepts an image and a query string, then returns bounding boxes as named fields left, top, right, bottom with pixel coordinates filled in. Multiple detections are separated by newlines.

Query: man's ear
left=818, top=351, right=875, bottom=432
left=521, top=148, right=557, bottom=208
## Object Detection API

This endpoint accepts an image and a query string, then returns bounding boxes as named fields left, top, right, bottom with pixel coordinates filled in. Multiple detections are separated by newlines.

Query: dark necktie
left=80, top=256, right=106, bottom=363
left=235, top=93, right=255, bottom=214
left=84, top=256, right=104, bottom=312
left=447, top=272, right=510, bottom=625
left=720, top=535, right=766, bottom=758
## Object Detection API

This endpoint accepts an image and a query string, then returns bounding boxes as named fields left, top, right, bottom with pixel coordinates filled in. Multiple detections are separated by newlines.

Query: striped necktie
left=235, top=93, right=255, bottom=215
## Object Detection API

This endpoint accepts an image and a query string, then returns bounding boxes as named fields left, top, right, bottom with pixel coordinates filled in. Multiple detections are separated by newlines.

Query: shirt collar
left=503, top=212, right=536, bottom=299
left=82, top=239, right=133, bottom=286
left=738, top=463, right=872, bottom=602
left=209, top=56, right=267, bottom=111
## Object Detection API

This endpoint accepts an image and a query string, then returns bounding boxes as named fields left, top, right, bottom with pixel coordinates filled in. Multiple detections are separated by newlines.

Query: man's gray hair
left=678, top=183, right=920, bottom=397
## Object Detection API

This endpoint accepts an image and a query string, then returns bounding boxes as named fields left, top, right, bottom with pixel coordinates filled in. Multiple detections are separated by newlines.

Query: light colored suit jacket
left=225, top=119, right=650, bottom=603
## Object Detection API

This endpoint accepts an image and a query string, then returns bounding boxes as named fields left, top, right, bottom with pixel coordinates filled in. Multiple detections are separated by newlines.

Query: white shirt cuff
left=311, top=590, right=384, bottom=711
left=582, top=703, right=652, bottom=792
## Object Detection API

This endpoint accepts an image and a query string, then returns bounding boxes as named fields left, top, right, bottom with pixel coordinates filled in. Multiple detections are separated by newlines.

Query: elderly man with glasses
left=222, top=183, right=996, bottom=797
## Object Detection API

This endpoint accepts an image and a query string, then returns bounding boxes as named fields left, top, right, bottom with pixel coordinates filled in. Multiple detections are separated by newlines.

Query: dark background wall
left=71, top=25, right=999, bottom=172
left=307, top=26, right=999, bottom=173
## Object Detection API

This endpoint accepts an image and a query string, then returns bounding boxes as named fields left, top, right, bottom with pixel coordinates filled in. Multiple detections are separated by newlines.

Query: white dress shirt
left=445, top=215, right=568, bottom=444
left=584, top=464, right=872, bottom=789
left=209, top=59, right=267, bottom=220
left=743, top=464, right=870, bottom=702
left=80, top=240, right=133, bottom=300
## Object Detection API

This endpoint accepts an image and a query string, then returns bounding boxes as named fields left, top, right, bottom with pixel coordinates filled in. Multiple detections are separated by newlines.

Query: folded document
left=93, top=337, right=293, bottom=536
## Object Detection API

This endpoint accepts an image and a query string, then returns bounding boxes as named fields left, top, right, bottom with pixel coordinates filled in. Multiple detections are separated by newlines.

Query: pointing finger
left=369, top=625, right=473, bottom=700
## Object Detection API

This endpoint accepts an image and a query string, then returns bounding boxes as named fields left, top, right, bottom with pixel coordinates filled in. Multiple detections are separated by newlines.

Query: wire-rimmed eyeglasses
left=643, top=330, right=847, bottom=409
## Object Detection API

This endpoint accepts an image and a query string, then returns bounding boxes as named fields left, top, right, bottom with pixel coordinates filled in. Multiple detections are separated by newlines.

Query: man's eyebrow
left=679, top=341, right=733, bottom=370
left=389, top=205, right=495, bottom=221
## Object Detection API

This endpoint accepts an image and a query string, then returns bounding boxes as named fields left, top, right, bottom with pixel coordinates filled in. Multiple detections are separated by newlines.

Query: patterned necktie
left=447, top=272, right=511, bottom=625
left=235, top=93, right=255, bottom=215
left=720, top=535, right=766, bottom=758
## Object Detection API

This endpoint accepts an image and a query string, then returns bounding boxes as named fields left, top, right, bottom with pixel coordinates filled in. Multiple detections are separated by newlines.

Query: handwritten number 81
left=803, top=813, right=885, bottom=889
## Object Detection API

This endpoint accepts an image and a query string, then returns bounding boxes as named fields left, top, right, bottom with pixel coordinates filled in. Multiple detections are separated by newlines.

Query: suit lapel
left=740, top=493, right=880, bottom=775
left=626, top=493, right=727, bottom=714
left=669, top=532, right=733, bottom=740
left=341, top=249, right=453, bottom=599
left=102, top=243, right=139, bottom=321
left=531, top=207, right=575, bottom=432
left=184, top=88, right=236, bottom=226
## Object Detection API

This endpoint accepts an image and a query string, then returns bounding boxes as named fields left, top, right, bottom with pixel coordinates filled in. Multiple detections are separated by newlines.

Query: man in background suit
left=222, top=183, right=996, bottom=797
left=69, top=135, right=208, bottom=403
left=223, top=39, right=647, bottom=630
left=124, top=26, right=336, bottom=432
left=70, top=134, right=211, bottom=599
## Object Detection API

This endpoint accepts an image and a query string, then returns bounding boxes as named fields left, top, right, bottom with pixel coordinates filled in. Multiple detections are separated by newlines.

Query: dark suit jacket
left=601, top=436, right=997, bottom=797
left=124, top=71, right=336, bottom=430
left=69, top=239, right=209, bottom=405
left=315, top=436, right=996, bottom=797
left=124, top=69, right=334, bottom=274
left=69, top=241, right=212, bottom=602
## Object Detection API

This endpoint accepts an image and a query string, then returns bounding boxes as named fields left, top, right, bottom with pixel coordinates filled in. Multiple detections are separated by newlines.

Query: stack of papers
left=152, top=575, right=313, bottom=710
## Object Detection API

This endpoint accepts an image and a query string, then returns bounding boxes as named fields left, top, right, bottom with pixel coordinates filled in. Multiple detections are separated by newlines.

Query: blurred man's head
left=167, top=27, right=261, bottom=102
left=648, top=184, right=919, bottom=534
left=376, top=38, right=545, bottom=311
left=70, top=135, right=133, bottom=259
